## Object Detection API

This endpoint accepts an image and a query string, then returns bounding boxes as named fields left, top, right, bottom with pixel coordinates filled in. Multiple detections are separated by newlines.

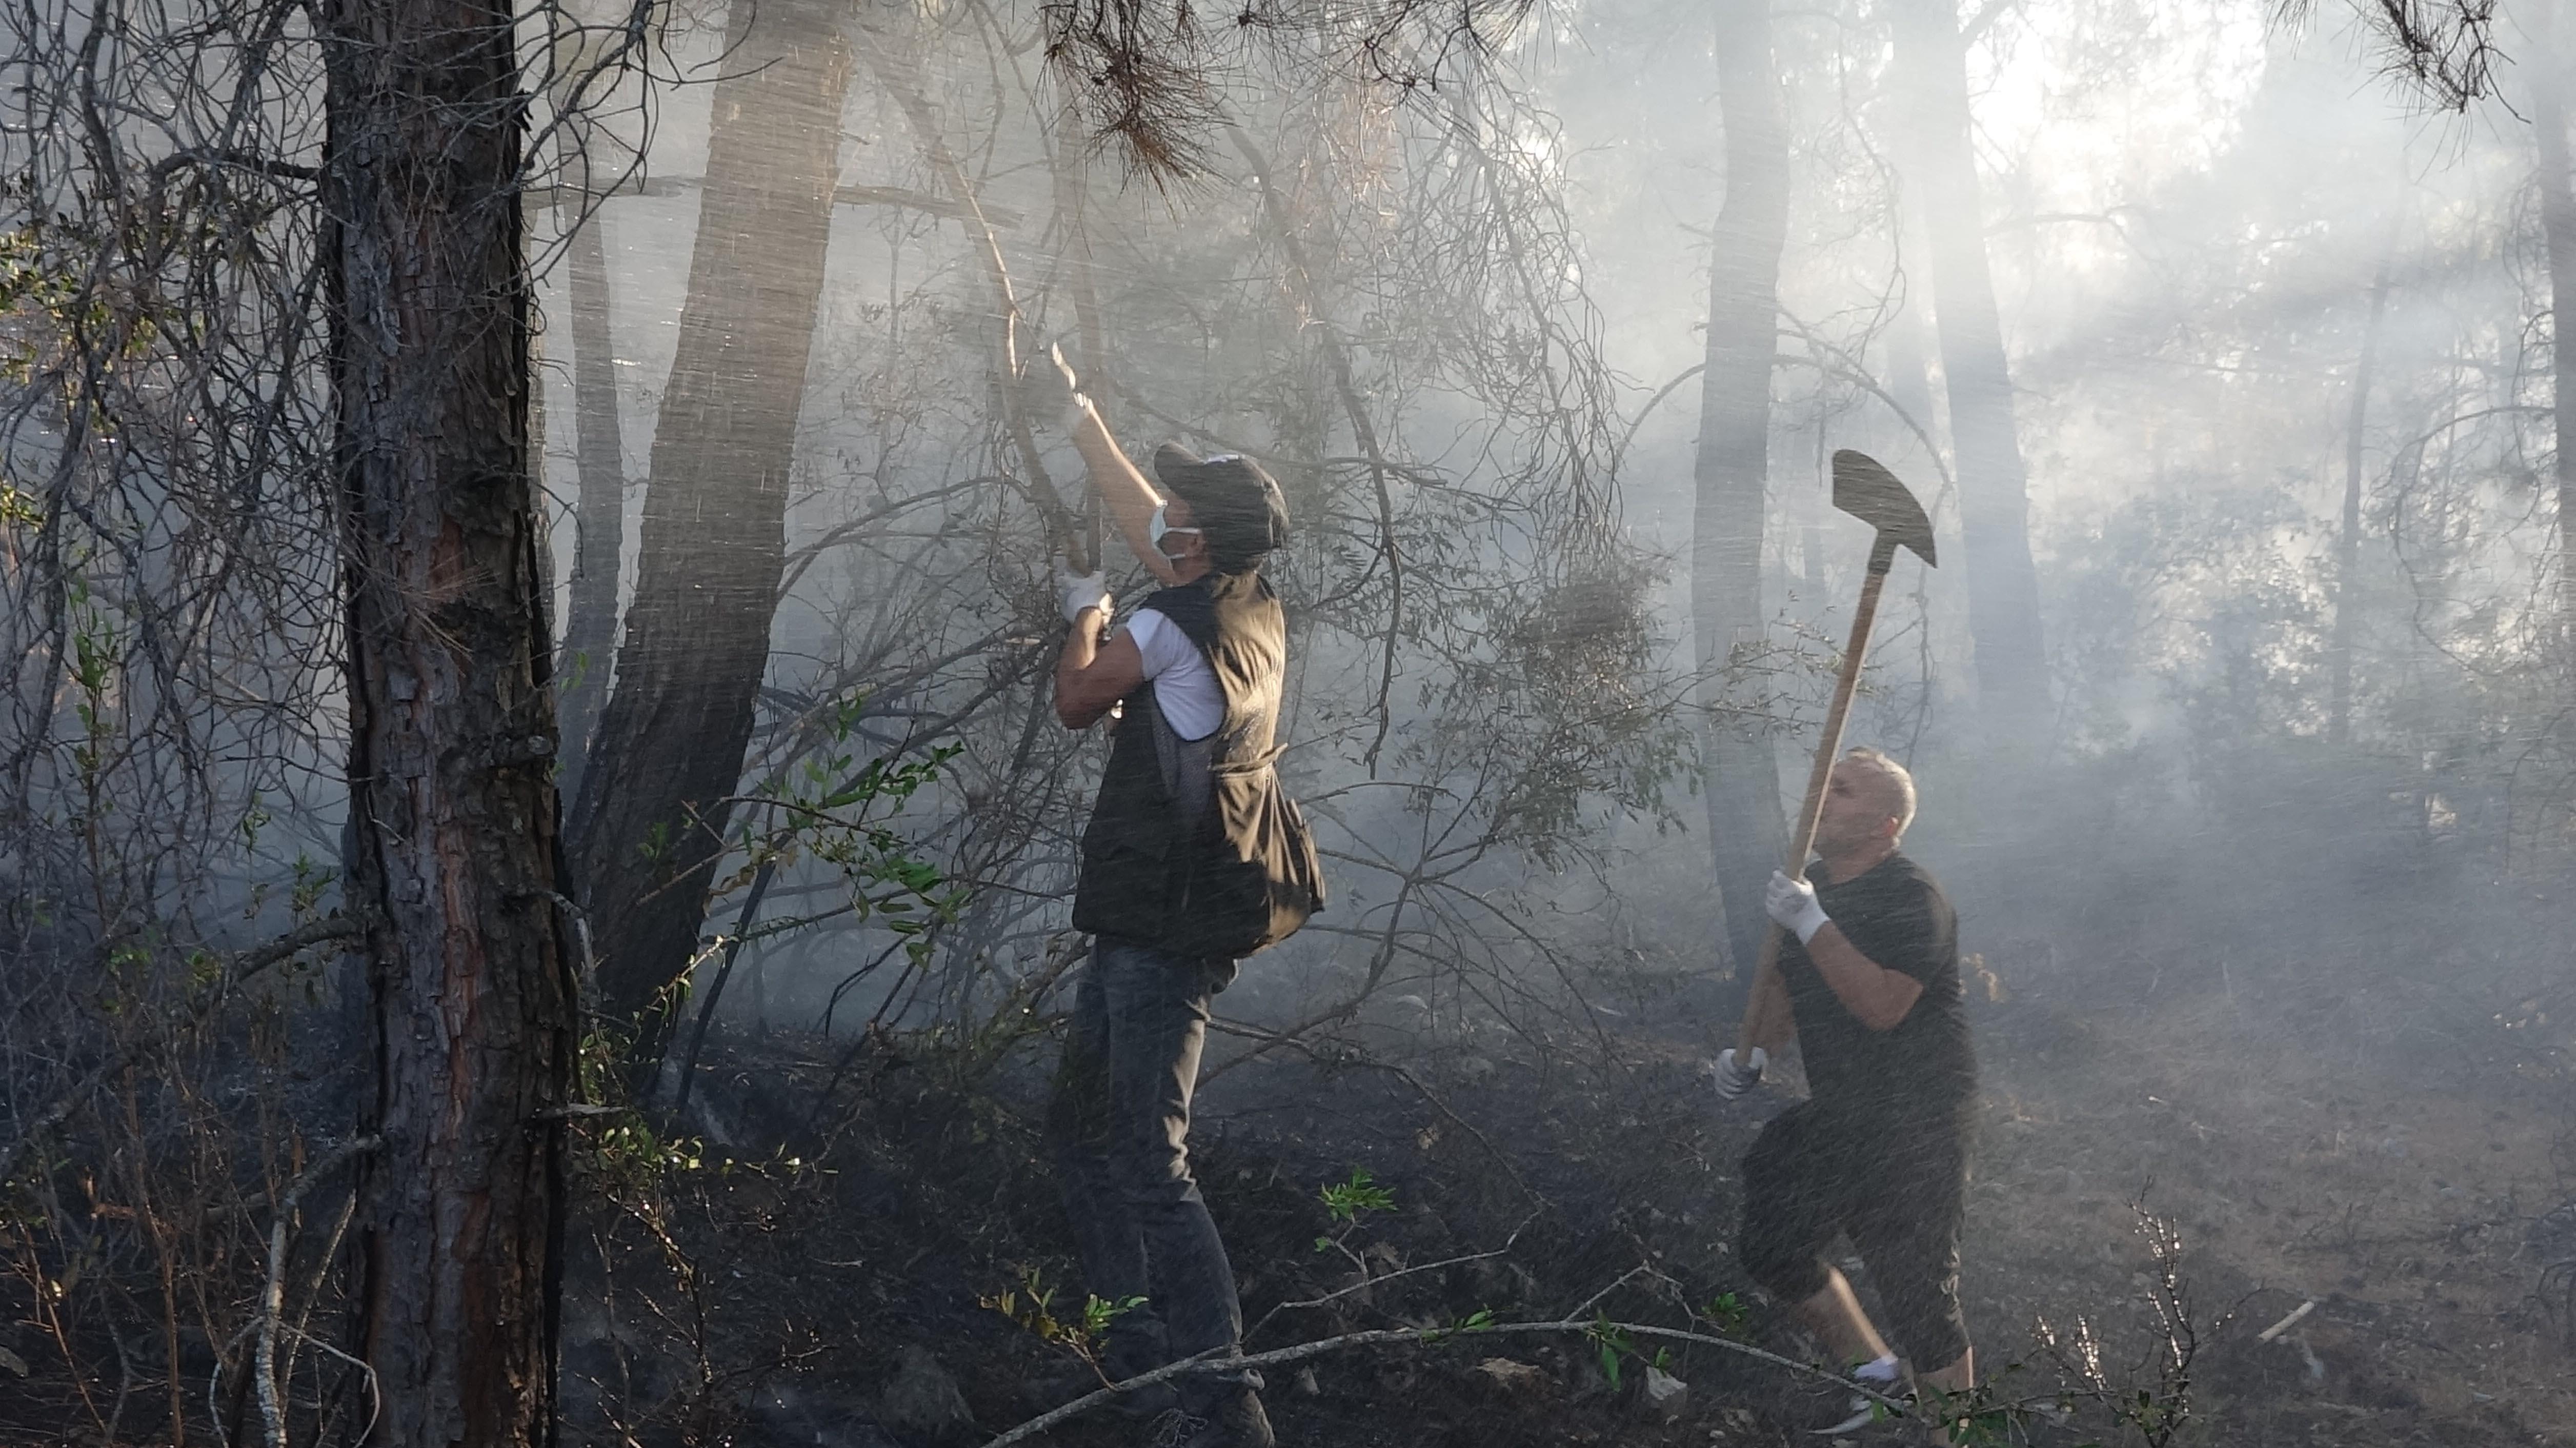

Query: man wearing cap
left=1040, top=352, right=1292, bottom=1448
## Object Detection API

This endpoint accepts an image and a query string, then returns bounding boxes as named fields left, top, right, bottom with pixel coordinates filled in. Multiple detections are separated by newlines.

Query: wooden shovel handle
left=1736, top=544, right=1896, bottom=1056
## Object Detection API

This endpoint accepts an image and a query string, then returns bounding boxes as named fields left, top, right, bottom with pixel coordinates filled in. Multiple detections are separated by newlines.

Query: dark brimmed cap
left=1153, top=444, right=1291, bottom=573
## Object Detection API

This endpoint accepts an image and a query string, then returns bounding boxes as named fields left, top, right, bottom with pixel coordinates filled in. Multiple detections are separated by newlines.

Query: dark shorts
left=1737, top=1099, right=1971, bottom=1369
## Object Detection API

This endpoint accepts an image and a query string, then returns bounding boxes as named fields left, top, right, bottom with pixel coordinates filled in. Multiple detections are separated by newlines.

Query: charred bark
left=1694, top=0, right=1792, bottom=980
left=323, top=0, right=576, bottom=1437
left=1888, top=0, right=2050, bottom=728
left=570, top=0, right=853, bottom=1035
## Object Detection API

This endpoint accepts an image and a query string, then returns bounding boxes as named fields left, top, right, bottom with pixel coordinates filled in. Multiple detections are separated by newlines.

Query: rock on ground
left=879, top=1344, right=976, bottom=1443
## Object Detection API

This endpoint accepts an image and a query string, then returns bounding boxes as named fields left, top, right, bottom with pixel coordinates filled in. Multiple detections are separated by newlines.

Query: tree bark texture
left=1888, top=0, right=2050, bottom=727
left=555, top=131, right=627, bottom=797
left=570, top=0, right=853, bottom=1030
left=2532, top=6, right=2576, bottom=651
left=322, top=0, right=576, bottom=1437
left=1694, top=0, right=1791, bottom=980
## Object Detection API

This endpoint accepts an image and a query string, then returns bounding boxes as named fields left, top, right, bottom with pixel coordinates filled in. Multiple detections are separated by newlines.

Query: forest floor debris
left=8, top=854, right=2567, bottom=1448
left=534, top=894, right=2576, bottom=1448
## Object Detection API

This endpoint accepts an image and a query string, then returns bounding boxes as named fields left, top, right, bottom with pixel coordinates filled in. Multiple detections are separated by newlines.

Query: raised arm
left=1053, top=346, right=1184, bottom=586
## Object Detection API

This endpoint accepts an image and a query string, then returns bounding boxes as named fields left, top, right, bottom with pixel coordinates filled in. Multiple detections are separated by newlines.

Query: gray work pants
left=1045, top=936, right=1257, bottom=1404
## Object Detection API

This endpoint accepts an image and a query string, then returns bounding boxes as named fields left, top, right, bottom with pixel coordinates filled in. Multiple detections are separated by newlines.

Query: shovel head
left=1832, top=449, right=1937, bottom=569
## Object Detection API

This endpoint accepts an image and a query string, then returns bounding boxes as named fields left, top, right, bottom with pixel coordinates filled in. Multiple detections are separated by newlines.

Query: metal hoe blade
left=1831, top=449, right=1937, bottom=570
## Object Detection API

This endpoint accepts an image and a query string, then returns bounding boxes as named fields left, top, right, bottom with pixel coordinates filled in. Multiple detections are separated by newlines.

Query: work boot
left=1178, top=1386, right=1274, bottom=1448
left=1808, top=1355, right=1909, bottom=1437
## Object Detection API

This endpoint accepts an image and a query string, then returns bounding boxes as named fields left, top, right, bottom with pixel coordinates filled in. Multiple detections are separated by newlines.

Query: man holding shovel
left=1718, top=749, right=1977, bottom=1426
left=1710, top=453, right=1976, bottom=1432
left=1036, top=347, right=1314, bottom=1448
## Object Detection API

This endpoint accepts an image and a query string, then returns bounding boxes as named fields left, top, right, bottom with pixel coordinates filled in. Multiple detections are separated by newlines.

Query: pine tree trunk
left=555, top=130, right=627, bottom=796
left=1695, top=0, right=1791, bottom=980
left=1888, top=0, right=2049, bottom=727
left=570, top=0, right=853, bottom=1033
left=323, top=0, right=575, bottom=1437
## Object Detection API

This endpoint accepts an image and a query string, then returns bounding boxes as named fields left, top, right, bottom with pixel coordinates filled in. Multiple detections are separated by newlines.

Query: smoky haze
left=1, top=0, right=2570, bottom=1443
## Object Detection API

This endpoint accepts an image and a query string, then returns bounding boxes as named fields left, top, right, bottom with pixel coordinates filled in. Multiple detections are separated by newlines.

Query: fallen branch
left=977, top=1315, right=1897, bottom=1447
left=1244, top=1218, right=1536, bottom=1341
left=2254, top=1299, right=2316, bottom=1344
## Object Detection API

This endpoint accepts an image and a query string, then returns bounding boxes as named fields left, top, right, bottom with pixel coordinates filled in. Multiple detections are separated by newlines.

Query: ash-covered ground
left=556, top=782, right=2576, bottom=1448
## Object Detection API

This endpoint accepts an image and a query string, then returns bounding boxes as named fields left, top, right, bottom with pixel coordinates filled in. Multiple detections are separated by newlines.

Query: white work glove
left=1712, top=1047, right=1767, bottom=1101
left=1765, top=869, right=1832, bottom=944
left=1055, top=560, right=1109, bottom=624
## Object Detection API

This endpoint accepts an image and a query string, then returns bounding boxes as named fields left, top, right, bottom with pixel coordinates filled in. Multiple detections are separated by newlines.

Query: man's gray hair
left=1843, top=746, right=1917, bottom=840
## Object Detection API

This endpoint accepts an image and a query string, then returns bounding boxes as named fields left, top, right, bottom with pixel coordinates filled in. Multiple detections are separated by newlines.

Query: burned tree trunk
left=570, top=0, right=853, bottom=1035
left=323, top=0, right=575, bottom=1437
left=1888, top=0, right=2049, bottom=728
left=1694, top=0, right=1792, bottom=980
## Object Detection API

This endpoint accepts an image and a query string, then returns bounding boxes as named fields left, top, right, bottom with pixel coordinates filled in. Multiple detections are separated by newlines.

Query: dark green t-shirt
left=1777, top=852, right=1976, bottom=1131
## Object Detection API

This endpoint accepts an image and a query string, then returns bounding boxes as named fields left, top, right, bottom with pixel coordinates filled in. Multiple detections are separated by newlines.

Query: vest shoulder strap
left=1140, top=579, right=1218, bottom=654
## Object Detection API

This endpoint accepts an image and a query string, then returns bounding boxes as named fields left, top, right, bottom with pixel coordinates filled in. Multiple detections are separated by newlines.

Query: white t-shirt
left=1125, top=607, right=1223, bottom=741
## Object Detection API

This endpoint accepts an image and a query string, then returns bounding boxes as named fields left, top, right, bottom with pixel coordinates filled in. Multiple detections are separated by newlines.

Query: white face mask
left=1149, top=501, right=1203, bottom=560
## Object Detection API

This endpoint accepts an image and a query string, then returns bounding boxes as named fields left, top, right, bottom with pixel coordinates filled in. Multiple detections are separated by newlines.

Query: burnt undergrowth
left=553, top=1000, right=2234, bottom=1448
left=11, top=753, right=2572, bottom=1447
left=538, top=774, right=2576, bottom=1448
left=562, top=1027, right=1763, bottom=1447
